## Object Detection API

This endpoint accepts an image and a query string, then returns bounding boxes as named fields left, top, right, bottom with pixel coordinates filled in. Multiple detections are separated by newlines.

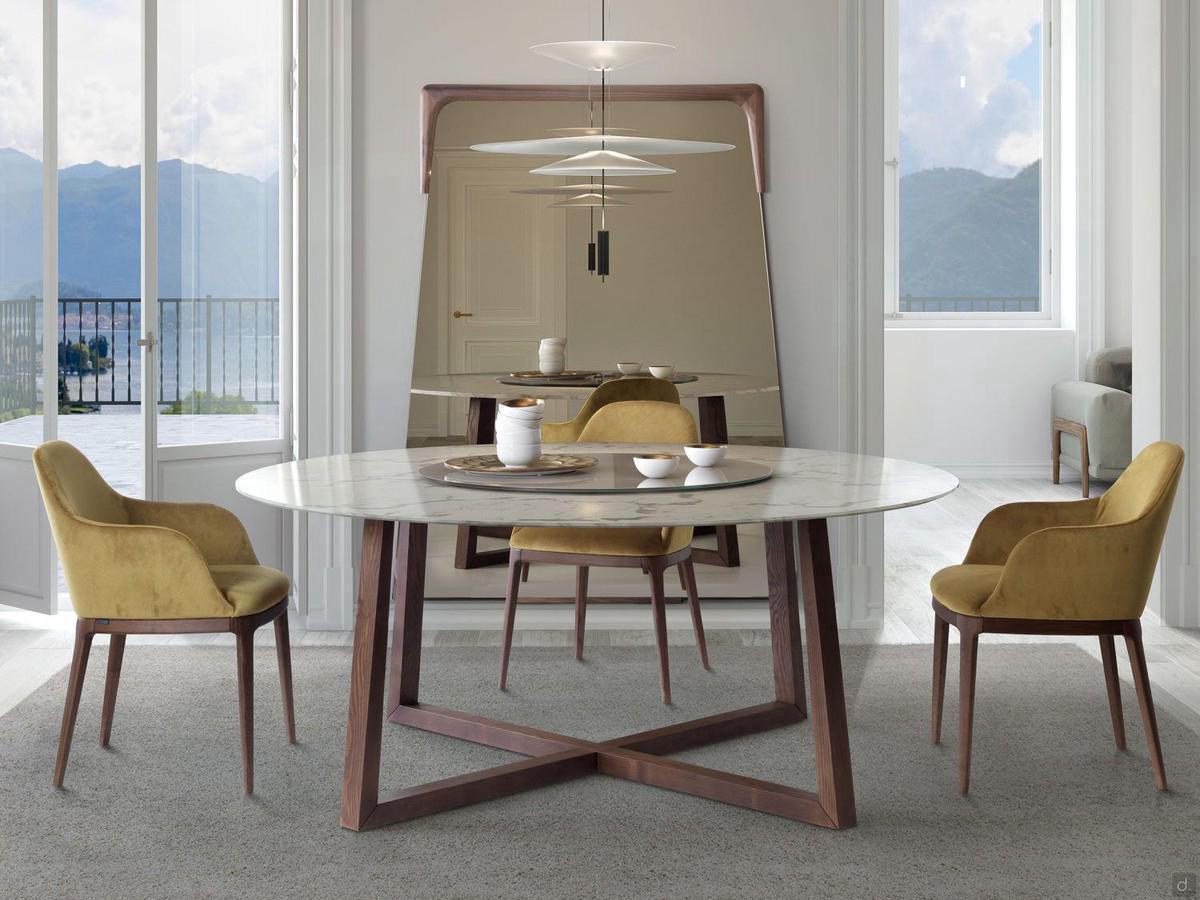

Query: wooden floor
left=4, top=476, right=1200, bottom=732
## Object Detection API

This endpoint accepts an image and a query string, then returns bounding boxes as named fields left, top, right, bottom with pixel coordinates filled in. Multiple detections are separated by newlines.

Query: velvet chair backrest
left=578, top=400, right=698, bottom=444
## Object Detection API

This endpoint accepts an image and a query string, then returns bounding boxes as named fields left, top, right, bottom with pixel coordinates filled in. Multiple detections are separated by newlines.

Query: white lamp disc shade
left=510, top=183, right=668, bottom=196
left=546, top=126, right=636, bottom=136
left=529, top=150, right=675, bottom=177
left=549, top=193, right=631, bottom=208
left=471, top=134, right=734, bottom=157
left=529, top=40, right=675, bottom=72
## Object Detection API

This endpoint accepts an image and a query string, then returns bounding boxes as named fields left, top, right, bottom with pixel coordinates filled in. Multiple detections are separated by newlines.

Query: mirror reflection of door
left=441, top=162, right=567, bottom=433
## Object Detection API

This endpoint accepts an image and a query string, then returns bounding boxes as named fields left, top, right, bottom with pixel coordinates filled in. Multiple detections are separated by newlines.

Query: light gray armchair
left=1051, top=346, right=1132, bottom=496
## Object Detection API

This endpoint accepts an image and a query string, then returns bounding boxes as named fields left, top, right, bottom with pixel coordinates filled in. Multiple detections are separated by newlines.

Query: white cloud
left=899, top=0, right=1041, bottom=176
left=0, top=0, right=280, bottom=179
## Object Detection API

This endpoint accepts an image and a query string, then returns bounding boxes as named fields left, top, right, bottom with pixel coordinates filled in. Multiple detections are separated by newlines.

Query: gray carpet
left=0, top=642, right=1196, bottom=900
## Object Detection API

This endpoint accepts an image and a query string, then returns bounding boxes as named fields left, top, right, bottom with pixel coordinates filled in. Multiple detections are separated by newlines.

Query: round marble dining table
left=410, top=373, right=782, bottom=570
left=236, top=444, right=956, bottom=833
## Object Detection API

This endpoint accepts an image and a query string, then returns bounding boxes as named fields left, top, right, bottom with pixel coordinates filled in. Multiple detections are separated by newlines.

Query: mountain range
left=0, top=148, right=278, bottom=300
left=899, top=160, right=1040, bottom=299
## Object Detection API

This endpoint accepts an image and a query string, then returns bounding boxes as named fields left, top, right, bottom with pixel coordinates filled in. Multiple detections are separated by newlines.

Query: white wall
left=351, top=0, right=844, bottom=454
left=885, top=329, right=1076, bottom=475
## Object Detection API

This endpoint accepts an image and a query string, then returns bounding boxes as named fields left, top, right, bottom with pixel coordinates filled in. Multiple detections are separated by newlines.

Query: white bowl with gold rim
left=632, top=453, right=679, bottom=479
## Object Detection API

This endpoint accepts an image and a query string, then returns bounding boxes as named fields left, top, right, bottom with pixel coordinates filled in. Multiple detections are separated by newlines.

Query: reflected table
left=237, top=443, right=956, bottom=832
left=409, top=372, right=781, bottom=569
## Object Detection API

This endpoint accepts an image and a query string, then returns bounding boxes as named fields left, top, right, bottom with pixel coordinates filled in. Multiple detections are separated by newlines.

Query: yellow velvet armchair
left=930, top=441, right=1184, bottom=795
left=541, top=376, right=681, bottom=443
left=33, top=440, right=295, bottom=794
left=502, top=400, right=707, bottom=704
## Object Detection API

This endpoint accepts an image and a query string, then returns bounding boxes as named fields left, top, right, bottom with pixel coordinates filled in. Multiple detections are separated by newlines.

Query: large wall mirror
left=408, top=86, right=782, bottom=599
left=407, top=91, right=783, bottom=448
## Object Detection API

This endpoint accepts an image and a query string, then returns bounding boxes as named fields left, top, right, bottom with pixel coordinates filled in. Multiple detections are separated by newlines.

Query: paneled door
left=439, top=158, right=567, bottom=431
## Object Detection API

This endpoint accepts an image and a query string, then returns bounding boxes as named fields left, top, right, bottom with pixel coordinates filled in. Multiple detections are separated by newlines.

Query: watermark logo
left=1172, top=873, right=1197, bottom=898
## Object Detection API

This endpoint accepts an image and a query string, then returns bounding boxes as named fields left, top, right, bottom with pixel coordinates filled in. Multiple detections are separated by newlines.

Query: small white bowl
left=684, top=443, right=727, bottom=467
left=633, top=454, right=679, bottom=479
left=495, top=416, right=541, bottom=435
left=617, top=362, right=642, bottom=376
left=498, top=398, right=545, bottom=420
left=495, top=428, right=542, bottom=445
left=685, top=466, right=728, bottom=487
left=497, top=442, right=542, bottom=468
left=648, top=365, right=675, bottom=380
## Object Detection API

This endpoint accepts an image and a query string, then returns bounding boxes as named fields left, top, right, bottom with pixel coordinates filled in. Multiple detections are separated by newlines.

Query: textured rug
left=0, top=642, right=1196, bottom=899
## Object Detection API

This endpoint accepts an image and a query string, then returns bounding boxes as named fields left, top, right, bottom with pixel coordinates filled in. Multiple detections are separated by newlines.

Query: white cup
left=497, top=441, right=541, bottom=468
left=539, top=356, right=565, bottom=376
left=498, top=398, right=544, bottom=420
left=495, top=416, right=541, bottom=436
left=495, top=426, right=542, bottom=444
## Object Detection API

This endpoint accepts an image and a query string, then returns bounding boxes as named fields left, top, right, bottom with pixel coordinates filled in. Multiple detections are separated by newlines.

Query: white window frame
left=884, top=0, right=1061, bottom=329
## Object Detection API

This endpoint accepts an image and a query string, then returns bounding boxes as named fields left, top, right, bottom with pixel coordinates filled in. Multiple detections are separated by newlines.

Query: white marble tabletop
left=236, top=443, right=957, bottom=528
left=409, top=372, right=779, bottom=400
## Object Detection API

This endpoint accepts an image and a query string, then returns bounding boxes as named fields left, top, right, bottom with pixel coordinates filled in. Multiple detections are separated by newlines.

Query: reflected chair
left=541, top=376, right=681, bottom=442
left=930, top=441, right=1183, bottom=794
left=33, top=440, right=295, bottom=794
left=502, top=400, right=707, bottom=703
left=1051, top=346, right=1133, bottom=496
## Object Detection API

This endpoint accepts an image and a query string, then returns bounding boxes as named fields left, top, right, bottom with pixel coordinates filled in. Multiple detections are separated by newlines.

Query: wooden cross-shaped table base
left=339, top=518, right=857, bottom=832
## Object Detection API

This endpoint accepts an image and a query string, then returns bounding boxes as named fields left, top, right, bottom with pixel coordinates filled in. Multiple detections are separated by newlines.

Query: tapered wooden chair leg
left=574, top=566, right=589, bottom=660
left=957, top=625, right=980, bottom=795
left=54, top=621, right=95, bottom=788
left=274, top=611, right=297, bottom=744
left=521, top=561, right=530, bottom=583
left=647, top=561, right=672, bottom=704
left=100, top=633, right=126, bottom=748
left=1125, top=626, right=1167, bottom=790
left=677, top=564, right=687, bottom=593
left=681, top=558, right=709, bottom=670
left=932, top=616, right=948, bottom=744
left=1099, top=634, right=1126, bottom=751
left=499, top=555, right=523, bottom=689
left=235, top=627, right=255, bottom=795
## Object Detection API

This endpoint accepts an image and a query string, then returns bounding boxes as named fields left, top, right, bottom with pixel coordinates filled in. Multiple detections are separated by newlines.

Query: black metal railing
left=0, top=297, right=279, bottom=415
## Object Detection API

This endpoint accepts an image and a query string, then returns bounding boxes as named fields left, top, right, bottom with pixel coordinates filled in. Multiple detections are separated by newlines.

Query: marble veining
left=409, top=372, right=780, bottom=401
left=236, top=443, right=959, bottom=527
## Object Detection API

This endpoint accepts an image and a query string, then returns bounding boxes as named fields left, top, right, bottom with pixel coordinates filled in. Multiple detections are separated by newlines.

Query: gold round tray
left=507, top=370, right=601, bottom=380
left=442, top=453, right=599, bottom=475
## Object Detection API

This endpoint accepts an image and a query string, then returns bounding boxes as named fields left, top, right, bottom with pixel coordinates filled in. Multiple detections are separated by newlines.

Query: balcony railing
left=0, top=297, right=280, bottom=418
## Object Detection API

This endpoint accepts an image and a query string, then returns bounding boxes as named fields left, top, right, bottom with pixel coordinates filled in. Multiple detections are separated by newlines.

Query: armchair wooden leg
left=54, top=620, right=95, bottom=788
left=647, top=561, right=672, bottom=705
left=1124, top=624, right=1166, bottom=790
left=574, top=566, right=589, bottom=661
left=1099, top=635, right=1126, bottom=751
left=957, top=621, right=981, bottom=795
left=1051, top=421, right=1061, bottom=485
left=100, top=634, right=126, bottom=748
left=681, top=558, right=709, bottom=670
left=521, top=561, right=530, bottom=583
left=235, top=626, right=255, bottom=795
left=677, top=564, right=687, bottom=593
left=932, top=616, right=948, bottom=744
left=275, top=611, right=297, bottom=745
left=499, top=554, right=523, bottom=690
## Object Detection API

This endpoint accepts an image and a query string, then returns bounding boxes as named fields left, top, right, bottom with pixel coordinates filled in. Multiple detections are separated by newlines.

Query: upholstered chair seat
left=929, top=441, right=1183, bottom=795
left=33, top=440, right=296, bottom=794
left=502, top=400, right=706, bottom=703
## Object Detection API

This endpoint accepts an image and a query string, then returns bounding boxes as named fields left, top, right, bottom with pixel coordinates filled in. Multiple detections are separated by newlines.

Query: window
left=885, top=0, right=1056, bottom=325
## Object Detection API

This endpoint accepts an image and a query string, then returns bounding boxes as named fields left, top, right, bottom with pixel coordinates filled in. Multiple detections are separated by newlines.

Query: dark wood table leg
left=340, top=519, right=396, bottom=830
left=454, top=397, right=512, bottom=569
left=795, top=518, right=857, bottom=828
left=692, top=395, right=741, bottom=568
left=339, top=514, right=857, bottom=832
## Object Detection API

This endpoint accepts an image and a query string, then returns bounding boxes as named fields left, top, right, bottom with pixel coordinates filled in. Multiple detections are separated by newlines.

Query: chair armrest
left=540, top=420, right=578, bottom=443
left=963, top=498, right=1100, bottom=566
left=1051, top=381, right=1132, bottom=470
left=123, top=498, right=259, bottom=565
left=983, top=522, right=1152, bottom=620
left=55, top=519, right=232, bottom=619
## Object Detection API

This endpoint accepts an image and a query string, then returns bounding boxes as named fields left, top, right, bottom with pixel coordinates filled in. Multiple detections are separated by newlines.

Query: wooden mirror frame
left=419, top=83, right=766, bottom=194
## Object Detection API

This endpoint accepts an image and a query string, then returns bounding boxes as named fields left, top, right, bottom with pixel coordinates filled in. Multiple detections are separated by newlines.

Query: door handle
left=452, top=310, right=473, bottom=318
